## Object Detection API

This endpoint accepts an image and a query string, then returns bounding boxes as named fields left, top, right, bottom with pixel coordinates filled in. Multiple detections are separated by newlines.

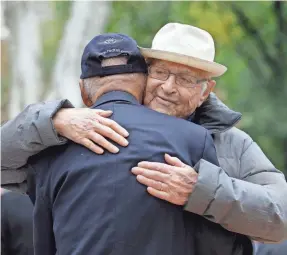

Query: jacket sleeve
left=1, top=100, right=74, bottom=186
left=184, top=134, right=287, bottom=243
left=200, top=131, right=220, bottom=166
left=1, top=190, right=9, bottom=255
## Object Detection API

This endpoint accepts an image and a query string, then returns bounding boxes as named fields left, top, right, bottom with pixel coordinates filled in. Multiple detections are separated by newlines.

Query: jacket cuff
left=35, top=99, right=74, bottom=147
left=184, top=159, right=220, bottom=215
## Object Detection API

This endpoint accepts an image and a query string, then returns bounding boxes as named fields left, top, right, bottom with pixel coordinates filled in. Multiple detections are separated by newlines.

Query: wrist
left=52, top=108, right=68, bottom=136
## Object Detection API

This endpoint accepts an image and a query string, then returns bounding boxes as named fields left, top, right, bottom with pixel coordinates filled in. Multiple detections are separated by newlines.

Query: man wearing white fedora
left=2, top=23, right=287, bottom=243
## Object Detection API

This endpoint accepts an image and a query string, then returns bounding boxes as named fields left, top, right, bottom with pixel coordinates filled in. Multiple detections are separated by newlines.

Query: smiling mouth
left=156, top=96, right=174, bottom=105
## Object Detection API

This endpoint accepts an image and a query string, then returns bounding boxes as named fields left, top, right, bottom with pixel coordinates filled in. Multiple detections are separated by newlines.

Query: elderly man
left=25, top=33, right=250, bottom=255
left=2, top=23, right=287, bottom=243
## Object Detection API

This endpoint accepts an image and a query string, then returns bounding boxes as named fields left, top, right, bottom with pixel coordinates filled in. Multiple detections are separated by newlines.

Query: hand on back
left=53, top=108, right=129, bottom=154
left=53, top=108, right=196, bottom=205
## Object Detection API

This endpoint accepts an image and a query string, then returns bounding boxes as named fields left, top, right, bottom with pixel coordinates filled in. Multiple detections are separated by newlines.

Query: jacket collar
left=194, top=93, right=242, bottom=134
left=92, top=91, right=140, bottom=108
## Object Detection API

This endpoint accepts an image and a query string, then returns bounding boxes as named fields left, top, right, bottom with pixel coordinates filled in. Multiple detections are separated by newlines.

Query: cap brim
left=138, top=47, right=227, bottom=77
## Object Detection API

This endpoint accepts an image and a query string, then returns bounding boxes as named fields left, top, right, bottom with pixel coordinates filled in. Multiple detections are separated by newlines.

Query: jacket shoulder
left=213, top=127, right=253, bottom=178
left=214, top=127, right=253, bottom=150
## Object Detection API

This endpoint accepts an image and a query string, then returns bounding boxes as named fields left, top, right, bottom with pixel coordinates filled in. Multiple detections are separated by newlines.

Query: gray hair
left=201, top=81, right=208, bottom=96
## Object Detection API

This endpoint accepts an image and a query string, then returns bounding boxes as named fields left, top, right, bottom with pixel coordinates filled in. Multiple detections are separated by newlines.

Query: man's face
left=143, top=59, right=212, bottom=119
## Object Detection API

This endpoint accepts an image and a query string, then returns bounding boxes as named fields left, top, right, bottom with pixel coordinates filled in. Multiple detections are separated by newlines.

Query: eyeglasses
left=148, top=66, right=206, bottom=88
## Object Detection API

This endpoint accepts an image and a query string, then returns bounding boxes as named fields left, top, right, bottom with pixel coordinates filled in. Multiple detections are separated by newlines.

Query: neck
left=92, top=78, right=144, bottom=104
left=93, top=87, right=143, bottom=104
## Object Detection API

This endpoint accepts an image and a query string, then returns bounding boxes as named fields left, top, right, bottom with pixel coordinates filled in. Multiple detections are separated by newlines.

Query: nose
left=161, top=74, right=177, bottom=94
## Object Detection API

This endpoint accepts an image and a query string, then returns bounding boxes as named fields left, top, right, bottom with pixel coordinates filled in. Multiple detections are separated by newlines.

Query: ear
left=197, top=80, right=216, bottom=107
left=79, top=79, right=93, bottom=107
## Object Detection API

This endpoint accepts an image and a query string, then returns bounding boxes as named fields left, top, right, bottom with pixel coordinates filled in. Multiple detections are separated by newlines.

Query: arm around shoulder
left=1, top=99, right=73, bottom=170
left=184, top=128, right=287, bottom=242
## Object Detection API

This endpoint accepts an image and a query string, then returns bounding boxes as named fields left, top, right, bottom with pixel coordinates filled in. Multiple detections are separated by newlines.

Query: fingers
left=137, top=161, right=172, bottom=174
left=147, top=187, right=186, bottom=206
left=79, top=138, right=104, bottom=154
left=136, top=175, right=168, bottom=191
left=164, top=154, right=185, bottom=167
left=98, top=117, right=129, bottom=138
left=92, top=121, right=129, bottom=147
left=146, top=187, right=169, bottom=201
left=88, top=132, right=119, bottom=154
left=131, top=167, right=168, bottom=182
left=94, top=110, right=113, bottom=117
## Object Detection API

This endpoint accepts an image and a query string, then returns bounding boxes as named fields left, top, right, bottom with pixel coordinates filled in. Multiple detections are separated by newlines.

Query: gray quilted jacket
left=1, top=93, right=287, bottom=243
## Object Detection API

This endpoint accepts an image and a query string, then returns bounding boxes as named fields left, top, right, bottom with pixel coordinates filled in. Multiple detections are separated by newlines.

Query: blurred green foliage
left=1, top=1, right=286, bottom=172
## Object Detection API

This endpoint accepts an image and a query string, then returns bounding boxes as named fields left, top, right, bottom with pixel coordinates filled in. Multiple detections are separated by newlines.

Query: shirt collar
left=92, top=91, right=140, bottom=108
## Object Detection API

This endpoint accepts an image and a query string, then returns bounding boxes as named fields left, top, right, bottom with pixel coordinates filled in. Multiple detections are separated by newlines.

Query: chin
left=153, top=106, right=172, bottom=116
left=147, top=101, right=171, bottom=115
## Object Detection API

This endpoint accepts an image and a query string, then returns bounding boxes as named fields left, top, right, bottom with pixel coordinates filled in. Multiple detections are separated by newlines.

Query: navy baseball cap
left=80, top=33, right=147, bottom=79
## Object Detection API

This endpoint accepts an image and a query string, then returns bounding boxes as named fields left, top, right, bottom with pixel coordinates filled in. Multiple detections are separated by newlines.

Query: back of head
left=79, top=33, right=148, bottom=106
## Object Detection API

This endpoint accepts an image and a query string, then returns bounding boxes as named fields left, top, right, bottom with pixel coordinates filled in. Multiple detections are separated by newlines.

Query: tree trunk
left=46, top=1, right=111, bottom=106
left=6, top=2, right=49, bottom=118
left=1, top=1, right=10, bottom=40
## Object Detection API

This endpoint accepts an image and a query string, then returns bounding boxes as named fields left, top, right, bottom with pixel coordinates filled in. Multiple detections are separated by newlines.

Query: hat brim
left=139, top=47, right=227, bottom=77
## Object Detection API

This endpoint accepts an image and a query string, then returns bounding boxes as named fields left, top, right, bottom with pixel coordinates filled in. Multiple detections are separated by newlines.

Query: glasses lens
left=176, top=74, right=197, bottom=87
left=149, top=66, right=169, bottom=81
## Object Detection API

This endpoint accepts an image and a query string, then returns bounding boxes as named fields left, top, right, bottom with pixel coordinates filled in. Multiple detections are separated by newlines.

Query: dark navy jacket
left=1, top=190, right=34, bottom=255
left=28, top=91, right=251, bottom=255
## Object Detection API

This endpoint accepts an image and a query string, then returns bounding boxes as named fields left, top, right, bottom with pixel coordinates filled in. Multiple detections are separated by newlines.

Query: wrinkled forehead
left=148, top=58, right=208, bottom=78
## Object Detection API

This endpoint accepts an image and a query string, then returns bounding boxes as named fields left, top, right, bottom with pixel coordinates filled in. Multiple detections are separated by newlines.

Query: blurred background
left=1, top=1, right=286, bottom=173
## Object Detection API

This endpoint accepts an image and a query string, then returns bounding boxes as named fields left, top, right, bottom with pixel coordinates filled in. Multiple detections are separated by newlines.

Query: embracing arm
left=1, top=100, right=73, bottom=170
left=184, top=131, right=287, bottom=242
left=1, top=99, right=128, bottom=187
left=1, top=100, right=73, bottom=188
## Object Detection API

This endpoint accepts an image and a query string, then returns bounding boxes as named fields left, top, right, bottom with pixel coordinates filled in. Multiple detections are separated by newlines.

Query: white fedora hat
left=139, top=23, right=227, bottom=77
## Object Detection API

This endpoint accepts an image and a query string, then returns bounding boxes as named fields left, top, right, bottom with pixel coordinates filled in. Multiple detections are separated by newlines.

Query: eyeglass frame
left=147, top=65, right=208, bottom=88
